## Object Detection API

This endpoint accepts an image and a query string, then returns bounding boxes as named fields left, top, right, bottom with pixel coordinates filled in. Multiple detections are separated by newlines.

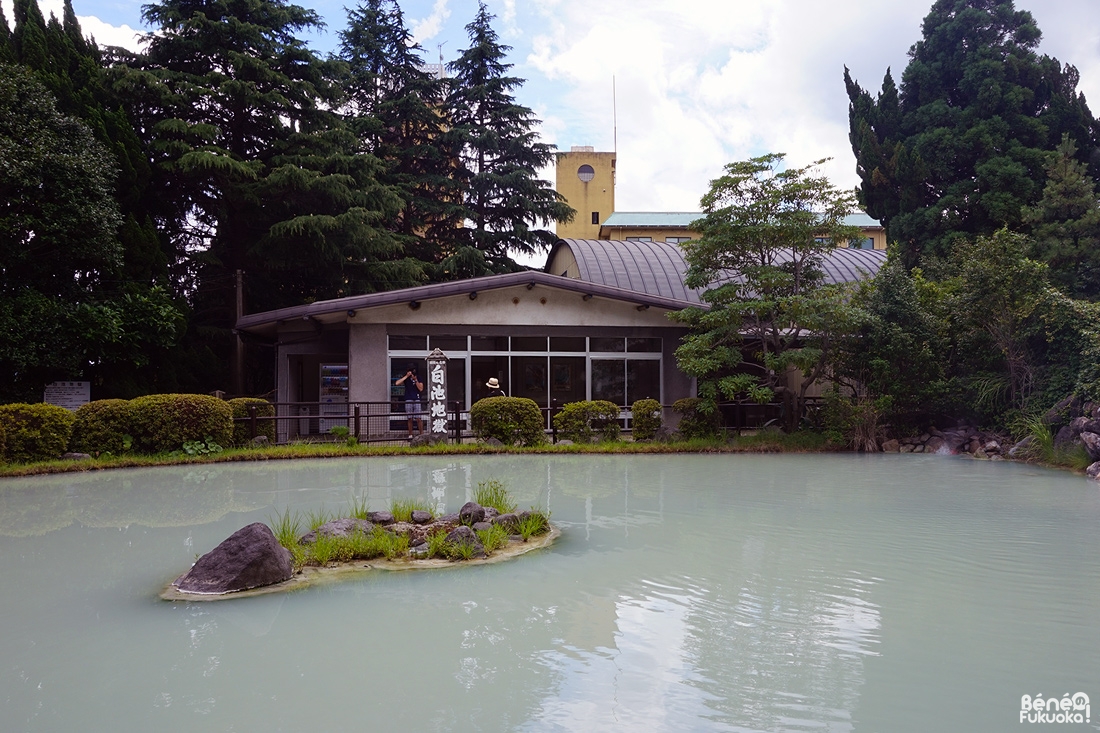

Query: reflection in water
left=0, top=454, right=1098, bottom=732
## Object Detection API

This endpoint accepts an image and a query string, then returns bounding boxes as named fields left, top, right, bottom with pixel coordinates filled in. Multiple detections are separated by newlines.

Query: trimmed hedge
left=228, top=398, right=276, bottom=446
left=672, top=397, right=723, bottom=440
left=0, top=403, right=75, bottom=463
left=631, top=399, right=662, bottom=441
left=469, top=397, right=546, bottom=447
left=70, top=399, right=133, bottom=455
left=129, top=394, right=233, bottom=453
left=553, top=400, right=621, bottom=443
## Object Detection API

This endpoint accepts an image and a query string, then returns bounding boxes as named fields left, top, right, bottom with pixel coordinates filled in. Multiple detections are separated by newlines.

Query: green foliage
left=70, top=399, right=133, bottom=455
left=469, top=396, right=546, bottom=446
left=442, top=1, right=573, bottom=277
left=180, top=436, right=223, bottom=456
left=269, top=508, right=303, bottom=550
left=516, top=510, right=551, bottom=541
left=348, top=496, right=370, bottom=520
left=475, top=524, right=509, bottom=554
left=227, top=398, right=275, bottom=447
left=672, top=153, right=865, bottom=430
left=338, top=0, right=462, bottom=269
left=672, top=398, right=723, bottom=440
left=1022, top=135, right=1100, bottom=300
left=307, top=507, right=333, bottom=532
left=0, top=402, right=75, bottom=463
left=390, top=498, right=432, bottom=523
left=821, top=388, right=889, bottom=452
left=553, top=400, right=621, bottom=443
left=128, top=394, right=232, bottom=454
left=426, top=529, right=451, bottom=559
left=845, top=0, right=1098, bottom=268
left=630, top=399, right=662, bottom=440
left=473, top=479, right=517, bottom=514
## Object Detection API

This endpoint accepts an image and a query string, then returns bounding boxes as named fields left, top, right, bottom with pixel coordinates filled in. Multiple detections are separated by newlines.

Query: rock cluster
left=298, top=501, right=519, bottom=560
left=879, top=395, right=1100, bottom=480
left=880, top=426, right=1010, bottom=459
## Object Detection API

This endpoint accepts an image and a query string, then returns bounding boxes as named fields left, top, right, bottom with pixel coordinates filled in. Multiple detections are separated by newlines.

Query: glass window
left=625, top=236, right=652, bottom=242
left=627, top=337, right=661, bottom=353
left=429, top=335, right=467, bottom=352
left=446, top=358, right=466, bottom=408
left=550, top=336, right=586, bottom=352
left=592, top=359, right=625, bottom=405
left=389, top=335, right=426, bottom=350
left=511, top=336, right=547, bottom=352
left=590, top=337, right=624, bottom=352
left=550, top=357, right=586, bottom=405
left=511, top=355, right=548, bottom=408
left=665, top=237, right=691, bottom=243
left=627, top=360, right=660, bottom=403
left=471, top=336, right=509, bottom=351
left=591, top=211, right=600, bottom=225
left=472, top=356, right=509, bottom=402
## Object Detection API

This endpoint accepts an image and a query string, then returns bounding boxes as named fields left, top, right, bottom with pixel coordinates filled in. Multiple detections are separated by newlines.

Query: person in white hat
left=485, top=377, right=506, bottom=398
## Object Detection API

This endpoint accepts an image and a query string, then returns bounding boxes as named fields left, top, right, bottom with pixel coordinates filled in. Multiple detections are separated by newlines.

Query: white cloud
left=524, top=0, right=1100, bottom=213
left=412, top=0, right=452, bottom=45
left=1, top=0, right=145, bottom=52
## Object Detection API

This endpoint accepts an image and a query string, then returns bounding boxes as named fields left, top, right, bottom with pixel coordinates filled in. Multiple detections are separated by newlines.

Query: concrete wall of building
left=348, top=323, right=388, bottom=403
left=598, top=227, right=694, bottom=242
left=346, top=283, right=677, bottom=330
left=555, top=149, right=615, bottom=240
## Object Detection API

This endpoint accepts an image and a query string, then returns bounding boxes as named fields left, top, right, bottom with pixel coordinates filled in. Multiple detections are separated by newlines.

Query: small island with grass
left=162, top=480, right=556, bottom=601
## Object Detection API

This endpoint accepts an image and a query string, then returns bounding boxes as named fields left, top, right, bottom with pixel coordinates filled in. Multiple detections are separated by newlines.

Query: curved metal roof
left=549, top=239, right=887, bottom=304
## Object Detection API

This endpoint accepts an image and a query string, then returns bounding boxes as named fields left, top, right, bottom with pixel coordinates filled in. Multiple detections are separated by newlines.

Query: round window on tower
left=577, top=164, right=595, bottom=183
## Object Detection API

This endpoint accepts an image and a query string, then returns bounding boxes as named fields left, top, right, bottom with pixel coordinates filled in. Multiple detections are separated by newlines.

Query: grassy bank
left=0, top=431, right=833, bottom=478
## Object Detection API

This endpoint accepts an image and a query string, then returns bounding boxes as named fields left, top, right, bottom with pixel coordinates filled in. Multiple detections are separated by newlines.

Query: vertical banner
left=426, top=348, right=448, bottom=436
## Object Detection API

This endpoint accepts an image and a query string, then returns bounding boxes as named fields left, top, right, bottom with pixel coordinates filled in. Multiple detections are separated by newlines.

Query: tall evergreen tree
left=444, top=2, right=573, bottom=277
left=0, top=64, right=181, bottom=402
left=131, top=0, right=408, bottom=391
left=845, top=0, right=1099, bottom=268
left=0, top=5, right=14, bottom=63
left=339, top=0, right=463, bottom=275
left=1022, top=135, right=1100, bottom=300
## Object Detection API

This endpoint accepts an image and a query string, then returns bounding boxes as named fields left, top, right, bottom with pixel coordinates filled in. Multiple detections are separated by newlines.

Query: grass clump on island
left=268, top=482, right=551, bottom=569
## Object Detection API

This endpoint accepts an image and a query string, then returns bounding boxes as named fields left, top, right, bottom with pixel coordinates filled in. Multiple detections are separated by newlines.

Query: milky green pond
left=0, top=454, right=1097, bottom=731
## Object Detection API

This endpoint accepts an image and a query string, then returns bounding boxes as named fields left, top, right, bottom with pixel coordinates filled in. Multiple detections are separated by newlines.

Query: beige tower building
left=555, top=146, right=615, bottom=239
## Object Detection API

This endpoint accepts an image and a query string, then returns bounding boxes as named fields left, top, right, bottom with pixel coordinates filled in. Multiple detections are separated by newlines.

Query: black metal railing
left=232, top=396, right=825, bottom=446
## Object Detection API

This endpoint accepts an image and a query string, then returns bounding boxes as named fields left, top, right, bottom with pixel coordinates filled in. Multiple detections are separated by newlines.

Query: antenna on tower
left=613, top=76, right=618, bottom=155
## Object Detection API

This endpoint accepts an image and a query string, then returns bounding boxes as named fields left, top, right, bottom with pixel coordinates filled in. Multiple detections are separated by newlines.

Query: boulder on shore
left=174, top=523, right=293, bottom=594
left=1080, top=432, right=1100, bottom=462
left=459, top=501, right=485, bottom=525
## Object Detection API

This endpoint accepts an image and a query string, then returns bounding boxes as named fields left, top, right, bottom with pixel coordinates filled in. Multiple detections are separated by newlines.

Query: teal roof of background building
left=601, top=211, right=882, bottom=228
left=601, top=212, right=701, bottom=227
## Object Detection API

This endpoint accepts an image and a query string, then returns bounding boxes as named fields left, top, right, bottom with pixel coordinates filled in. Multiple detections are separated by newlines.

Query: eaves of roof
left=235, top=269, right=697, bottom=335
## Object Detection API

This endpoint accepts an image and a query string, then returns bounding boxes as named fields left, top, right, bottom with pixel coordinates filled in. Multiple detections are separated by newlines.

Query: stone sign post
left=426, top=348, right=448, bottom=437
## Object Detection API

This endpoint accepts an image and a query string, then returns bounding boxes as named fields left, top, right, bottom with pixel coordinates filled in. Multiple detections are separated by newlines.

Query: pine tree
left=0, top=5, right=14, bottom=63
left=845, top=0, right=1099, bottom=268
left=444, top=2, right=573, bottom=278
left=132, top=0, right=409, bottom=390
left=1023, top=135, right=1100, bottom=300
left=339, top=0, right=463, bottom=274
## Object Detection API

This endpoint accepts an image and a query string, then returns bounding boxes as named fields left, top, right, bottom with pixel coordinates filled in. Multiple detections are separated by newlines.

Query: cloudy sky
left=8, top=0, right=1100, bottom=213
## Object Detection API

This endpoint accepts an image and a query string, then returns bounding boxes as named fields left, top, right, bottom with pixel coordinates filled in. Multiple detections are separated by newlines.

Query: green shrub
left=553, top=400, right=621, bottom=442
left=821, top=389, right=889, bottom=451
left=0, top=403, right=75, bottom=463
left=630, top=398, right=662, bottom=440
left=70, top=399, right=133, bottom=455
left=128, top=394, right=233, bottom=454
left=469, top=397, right=545, bottom=446
left=672, top=398, right=722, bottom=440
left=227, top=397, right=275, bottom=446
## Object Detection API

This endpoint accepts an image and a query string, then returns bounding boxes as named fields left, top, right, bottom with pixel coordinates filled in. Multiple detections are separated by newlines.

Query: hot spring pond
left=0, top=454, right=1097, bottom=731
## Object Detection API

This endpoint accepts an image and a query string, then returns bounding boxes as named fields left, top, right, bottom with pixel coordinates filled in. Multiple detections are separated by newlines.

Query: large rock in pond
left=1080, top=432, right=1100, bottom=462
left=444, top=525, right=486, bottom=557
left=459, top=501, right=485, bottom=525
left=175, top=523, right=293, bottom=594
left=1087, top=461, right=1100, bottom=480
